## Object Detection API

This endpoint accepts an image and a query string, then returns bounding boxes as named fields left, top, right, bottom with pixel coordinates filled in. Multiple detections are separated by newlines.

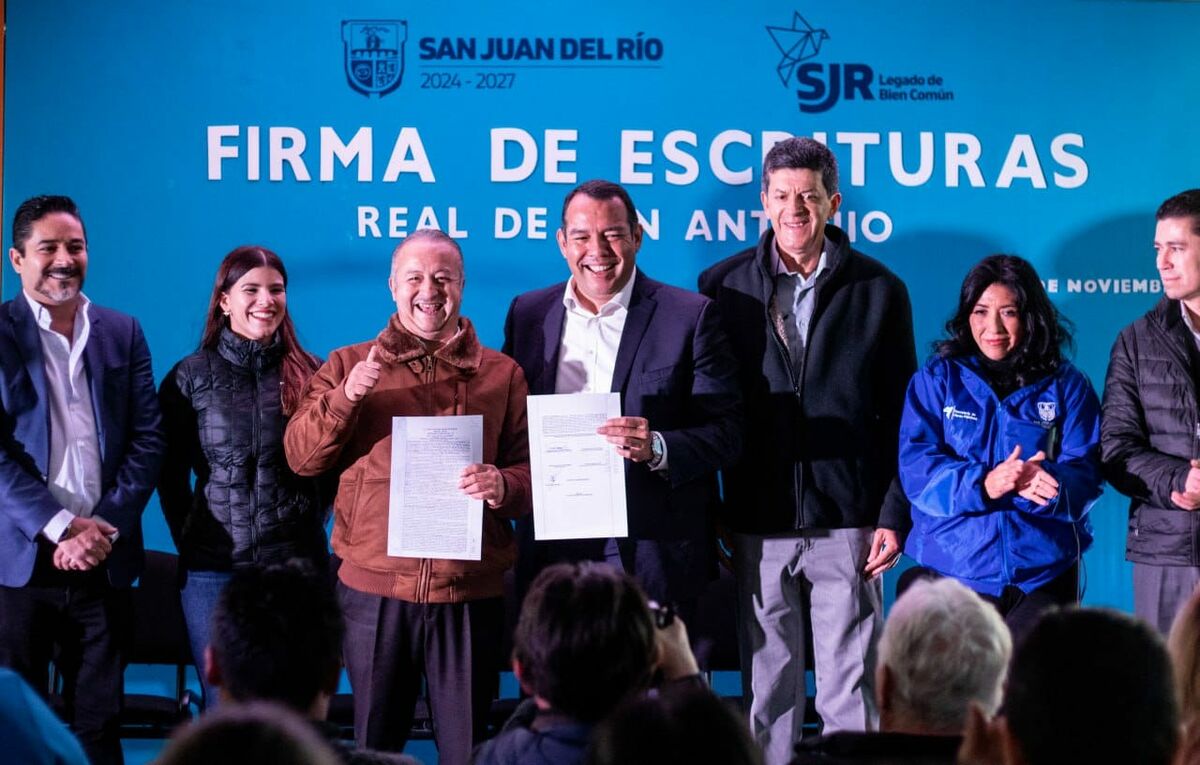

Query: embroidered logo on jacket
left=1037, top=401, right=1057, bottom=424
left=942, top=405, right=979, bottom=422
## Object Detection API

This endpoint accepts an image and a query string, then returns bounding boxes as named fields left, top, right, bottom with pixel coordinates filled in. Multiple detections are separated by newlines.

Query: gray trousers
left=1134, top=562, right=1200, bottom=635
left=734, top=529, right=882, bottom=765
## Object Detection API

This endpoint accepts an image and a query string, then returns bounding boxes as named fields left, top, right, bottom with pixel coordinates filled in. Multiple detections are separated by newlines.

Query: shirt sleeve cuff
left=41, top=510, right=75, bottom=544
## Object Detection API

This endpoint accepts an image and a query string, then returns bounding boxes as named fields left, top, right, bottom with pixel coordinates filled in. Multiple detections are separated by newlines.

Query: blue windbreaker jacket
left=898, top=356, right=1103, bottom=596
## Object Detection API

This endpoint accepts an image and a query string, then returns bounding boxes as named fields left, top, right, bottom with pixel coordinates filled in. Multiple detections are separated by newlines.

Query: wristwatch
left=648, top=431, right=665, bottom=469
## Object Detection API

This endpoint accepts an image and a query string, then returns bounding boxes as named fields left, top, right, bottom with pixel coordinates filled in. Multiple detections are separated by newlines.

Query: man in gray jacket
left=1102, top=188, right=1200, bottom=634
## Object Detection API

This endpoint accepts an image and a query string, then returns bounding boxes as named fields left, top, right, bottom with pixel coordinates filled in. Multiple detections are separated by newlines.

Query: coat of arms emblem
left=343, top=21, right=407, bottom=97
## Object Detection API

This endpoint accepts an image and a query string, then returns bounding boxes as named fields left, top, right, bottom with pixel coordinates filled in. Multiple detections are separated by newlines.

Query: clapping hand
left=984, top=445, right=1059, bottom=506
left=1171, top=459, right=1200, bottom=511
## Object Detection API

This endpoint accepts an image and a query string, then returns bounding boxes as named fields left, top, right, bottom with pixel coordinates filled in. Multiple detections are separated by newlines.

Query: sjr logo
left=795, top=63, right=875, bottom=113
left=767, top=12, right=876, bottom=113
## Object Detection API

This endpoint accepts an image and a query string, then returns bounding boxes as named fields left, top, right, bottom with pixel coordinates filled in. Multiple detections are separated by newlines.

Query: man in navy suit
left=503, top=179, right=741, bottom=615
left=0, top=195, right=164, bottom=765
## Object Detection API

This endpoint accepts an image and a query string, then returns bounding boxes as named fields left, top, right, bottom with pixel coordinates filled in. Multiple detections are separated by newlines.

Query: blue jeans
left=179, top=569, right=233, bottom=710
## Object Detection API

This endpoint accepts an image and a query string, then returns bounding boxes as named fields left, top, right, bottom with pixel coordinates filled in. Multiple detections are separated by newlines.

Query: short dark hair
left=513, top=562, right=656, bottom=722
left=1157, top=189, right=1200, bottom=235
left=936, top=254, right=1073, bottom=387
left=761, top=137, right=839, bottom=195
left=156, top=701, right=340, bottom=765
left=560, top=179, right=639, bottom=231
left=1005, top=608, right=1178, bottom=765
left=210, top=561, right=344, bottom=713
left=586, top=689, right=763, bottom=765
left=11, top=195, right=86, bottom=252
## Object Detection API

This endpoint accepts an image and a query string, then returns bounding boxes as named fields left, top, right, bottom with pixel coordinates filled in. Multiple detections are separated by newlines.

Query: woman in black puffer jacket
left=158, top=246, right=326, bottom=706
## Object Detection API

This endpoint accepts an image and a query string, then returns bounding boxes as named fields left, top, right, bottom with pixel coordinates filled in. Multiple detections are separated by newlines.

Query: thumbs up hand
left=344, top=345, right=382, bottom=402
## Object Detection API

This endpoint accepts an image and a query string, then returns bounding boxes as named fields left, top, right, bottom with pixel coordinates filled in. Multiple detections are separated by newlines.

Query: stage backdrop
left=6, top=0, right=1200, bottom=612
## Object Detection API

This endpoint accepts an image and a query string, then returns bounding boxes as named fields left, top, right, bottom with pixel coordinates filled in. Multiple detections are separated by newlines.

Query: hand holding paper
left=459, top=463, right=507, bottom=506
left=597, top=415, right=653, bottom=463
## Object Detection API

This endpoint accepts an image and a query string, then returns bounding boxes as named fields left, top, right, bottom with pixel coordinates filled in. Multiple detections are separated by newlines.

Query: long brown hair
left=201, top=246, right=320, bottom=415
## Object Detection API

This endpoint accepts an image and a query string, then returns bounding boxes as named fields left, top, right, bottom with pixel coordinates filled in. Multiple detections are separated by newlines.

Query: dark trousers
left=897, top=562, right=1078, bottom=648
left=338, top=582, right=503, bottom=765
left=0, top=546, right=129, bottom=765
left=602, top=537, right=700, bottom=627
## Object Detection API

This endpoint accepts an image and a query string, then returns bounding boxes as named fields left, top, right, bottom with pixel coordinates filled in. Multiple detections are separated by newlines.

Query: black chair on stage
left=118, top=549, right=200, bottom=738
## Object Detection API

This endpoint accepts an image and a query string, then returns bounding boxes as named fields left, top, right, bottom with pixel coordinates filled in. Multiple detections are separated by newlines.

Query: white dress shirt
left=1182, top=301, right=1200, bottom=354
left=23, top=292, right=103, bottom=542
left=555, top=270, right=637, bottom=396
left=555, top=270, right=668, bottom=471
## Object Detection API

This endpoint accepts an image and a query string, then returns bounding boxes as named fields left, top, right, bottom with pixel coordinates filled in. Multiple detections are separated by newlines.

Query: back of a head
left=1005, top=607, right=1178, bottom=765
left=513, top=562, right=656, bottom=722
left=154, top=701, right=340, bottom=765
left=1169, top=586, right=1200, bottom=722
left=586, top=689, right=762, bottom=765
left=210, top=561, right=344, bottom=712
left=878, top=577, right=1011, bottom=733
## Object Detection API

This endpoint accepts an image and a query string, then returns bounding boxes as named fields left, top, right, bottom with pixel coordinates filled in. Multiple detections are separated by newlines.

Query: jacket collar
left=1148, top=296, right=1198, bottom=378
left=1152, top=296, right=1188, bottom=331
left=217, top=326, right=285, bottom=373
left=753, top=223, right=848, bottom=295
left=375, top=314, right=483, bottom=373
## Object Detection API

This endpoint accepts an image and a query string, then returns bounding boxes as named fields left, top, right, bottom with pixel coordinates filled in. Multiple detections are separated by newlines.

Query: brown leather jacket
left=284, top=315, right=531, bottom=603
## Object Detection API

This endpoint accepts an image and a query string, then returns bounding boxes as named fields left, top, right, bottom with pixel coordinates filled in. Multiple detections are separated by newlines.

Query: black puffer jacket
left=1101, top=297, right=1200, bottom=565
left=158, top=328, right=327, bottom=571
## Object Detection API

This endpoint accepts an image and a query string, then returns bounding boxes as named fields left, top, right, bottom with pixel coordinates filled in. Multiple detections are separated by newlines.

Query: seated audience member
left=0, top=667, right=89, bottom=765
left=959, top=607, right=1178, bottom=765
left=472, top=561, right=703, bottom=765
left=1178, top=724, right=1200, bottom=765
left=154, top=701, right=340, bottom=765
left=586, top=688, right=762, bottom=765
left=206, top=561, right=417, bottom=765
left=1169, top=588, right=1200, bottom=733
left=790, top=578, right=1010, bottom=764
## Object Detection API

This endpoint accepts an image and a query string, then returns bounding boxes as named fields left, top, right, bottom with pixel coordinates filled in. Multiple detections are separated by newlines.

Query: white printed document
left=388, top=415, right=483, bottom=560
left=527, top=393, right=628, bottom=540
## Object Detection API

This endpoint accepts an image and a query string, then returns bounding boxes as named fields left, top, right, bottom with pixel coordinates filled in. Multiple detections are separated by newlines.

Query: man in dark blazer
left=503, top=179, right=741, bottom=614
left=0, top=195, right=164, bottom=764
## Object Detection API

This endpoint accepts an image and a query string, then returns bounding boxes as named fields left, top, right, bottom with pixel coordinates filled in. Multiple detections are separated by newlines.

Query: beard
left=34, top=268, right=83, bottom=303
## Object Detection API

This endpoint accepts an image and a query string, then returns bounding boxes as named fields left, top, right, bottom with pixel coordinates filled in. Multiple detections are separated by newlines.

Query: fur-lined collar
left=374, top=314, right=482, bottom=373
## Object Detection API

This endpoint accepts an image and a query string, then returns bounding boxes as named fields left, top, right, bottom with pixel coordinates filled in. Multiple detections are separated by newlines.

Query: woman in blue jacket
left=898, top=254, right=1102, bottom=641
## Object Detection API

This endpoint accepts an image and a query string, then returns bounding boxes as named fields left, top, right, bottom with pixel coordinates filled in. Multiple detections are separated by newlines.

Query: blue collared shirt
left=772, top=246, right=828, bottom=370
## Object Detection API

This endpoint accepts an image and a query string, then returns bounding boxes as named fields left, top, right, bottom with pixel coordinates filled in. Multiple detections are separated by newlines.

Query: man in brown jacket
left=284, top=229, right=532, bottom=765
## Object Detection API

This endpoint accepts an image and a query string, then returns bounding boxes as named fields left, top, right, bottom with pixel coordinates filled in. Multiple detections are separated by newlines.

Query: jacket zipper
left=762, top=285, right=804, bottom=528
left=249, top=365, right=261, bottom=561
left=990, top=390, right=1013, bottom=584
left=419, top=354, right=436, bottom=601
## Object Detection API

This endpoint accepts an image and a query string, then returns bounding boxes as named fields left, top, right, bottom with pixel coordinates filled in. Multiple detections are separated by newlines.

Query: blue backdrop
left=6, top=0, right=1200, bottom=612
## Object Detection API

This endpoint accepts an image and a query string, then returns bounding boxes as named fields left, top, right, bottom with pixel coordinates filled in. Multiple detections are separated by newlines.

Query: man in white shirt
left=503, top=179, right=742, bottom=619
left=0, top=195, right=164, bottom=765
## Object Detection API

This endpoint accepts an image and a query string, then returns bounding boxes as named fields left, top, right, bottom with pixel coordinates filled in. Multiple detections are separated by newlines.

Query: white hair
left=878, top=577, right=1012, bottom=731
